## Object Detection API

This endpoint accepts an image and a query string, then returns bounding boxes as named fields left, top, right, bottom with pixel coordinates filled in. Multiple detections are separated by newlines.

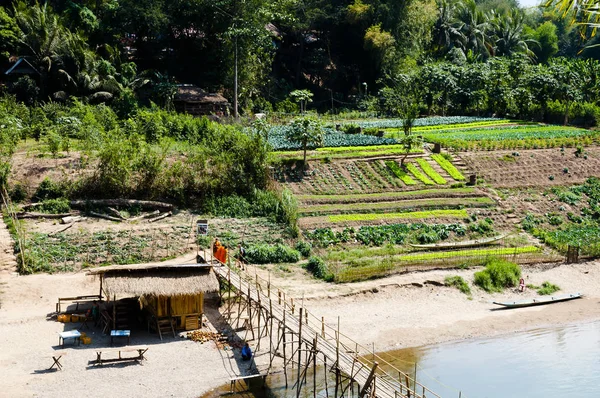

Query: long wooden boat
left=493, top=293, right=582, bottom=309
left=409, top=234, right=507, bottom=250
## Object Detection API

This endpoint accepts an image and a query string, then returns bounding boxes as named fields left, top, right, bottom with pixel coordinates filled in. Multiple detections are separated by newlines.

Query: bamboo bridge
left=212, top=262, right=442, bottom=398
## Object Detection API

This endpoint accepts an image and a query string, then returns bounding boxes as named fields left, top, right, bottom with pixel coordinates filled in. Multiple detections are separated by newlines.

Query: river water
left=201, top=320, right=600, bottom=398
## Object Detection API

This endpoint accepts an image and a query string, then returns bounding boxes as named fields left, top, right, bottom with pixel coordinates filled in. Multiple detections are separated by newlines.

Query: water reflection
left=201, top=321, right=600, bottom=398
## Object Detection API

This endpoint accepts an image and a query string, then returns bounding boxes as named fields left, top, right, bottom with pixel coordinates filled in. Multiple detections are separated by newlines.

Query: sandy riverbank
left=1, top=258, right=599, bottom=397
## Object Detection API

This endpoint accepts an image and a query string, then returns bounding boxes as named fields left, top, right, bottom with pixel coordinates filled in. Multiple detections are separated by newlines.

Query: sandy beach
left=1, top=258, right=599, bottom=398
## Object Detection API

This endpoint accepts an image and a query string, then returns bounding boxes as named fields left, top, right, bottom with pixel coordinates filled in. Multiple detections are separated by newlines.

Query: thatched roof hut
left=87, top=263, right=219, bottom=297
left=173, top=84, right=229, bottom=117
left=87, top=263, right=219, bottom=333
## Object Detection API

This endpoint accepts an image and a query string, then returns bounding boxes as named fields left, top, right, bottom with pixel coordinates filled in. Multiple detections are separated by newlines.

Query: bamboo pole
left=313, top=335, right=317, bottom=398
left=296, top=307, right=303, bottom=398
left=283, top=310, right=288, bottom=387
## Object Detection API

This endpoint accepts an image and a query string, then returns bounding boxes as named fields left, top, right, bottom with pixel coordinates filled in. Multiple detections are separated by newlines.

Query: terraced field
left=277, top=154, right=468, bottom=195
left=271, top=116, right=587, bottom=282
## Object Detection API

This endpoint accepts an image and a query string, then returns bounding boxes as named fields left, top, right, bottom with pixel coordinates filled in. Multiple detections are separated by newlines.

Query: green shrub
left=244, top=244, right=301, bottom=264
left=468, top=218, right=494, bottom=235
left=202, top=195, right=253, bottom=218
left=34, top=178, right=65, bottom=201
left=341, top=123, right=361, bottom=134
left=536, top=281, right=560, bottom=295
left=474, top=258, right=521, bottom=292
left=10, top=183, right=27, bottom=203
left=444, top=275, right=471, bottom=295
left=306, top=256, right=332, bottom=281
left=295, top=240, right=312, bottom=257
left=38, top=198, right=70, bottom=214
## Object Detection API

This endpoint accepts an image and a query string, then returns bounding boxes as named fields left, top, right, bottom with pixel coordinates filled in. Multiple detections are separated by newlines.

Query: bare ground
left=460, top=146, right=600, bottom=188
left=1, top=253, right=600, bottom=397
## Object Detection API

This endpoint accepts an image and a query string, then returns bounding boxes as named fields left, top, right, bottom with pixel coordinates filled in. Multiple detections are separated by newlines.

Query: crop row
left=431, top=154, right=466, bottom=181
left=422, top=125, right=593, bottom=141
left=268, top=126, right=397, bottom=151
left=385, top=160, right=416, bottom=185
left=338, top=116, right=497, bottom=130
left=327, top=209, right=469, bottom=223
left=431, top=136, right=597, bottom=151
left=332, top=246, right=543, bottom=282
left=305, top=223, right=467, bottom=247
left=411, top=119, right=512, bottom=132
left=296, top=187, right=477, bottom=204
left=299, top=197, right=494, bottom=216
left=416, top=158, right=447, bottom=184
left=405, top=163, right=434, bottom=185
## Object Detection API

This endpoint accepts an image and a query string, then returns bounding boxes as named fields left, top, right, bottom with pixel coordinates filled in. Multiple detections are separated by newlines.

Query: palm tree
left=13, top=2, right=82, bottom=99
left=491, top=10, right=538, bottom=58
left=432, top=0, right=466, bottom=55
left=456, top=0, right=492, bottom=59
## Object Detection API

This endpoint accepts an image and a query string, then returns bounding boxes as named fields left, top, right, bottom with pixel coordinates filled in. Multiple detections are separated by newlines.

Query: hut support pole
left=99, top=275, right=103, bottom=299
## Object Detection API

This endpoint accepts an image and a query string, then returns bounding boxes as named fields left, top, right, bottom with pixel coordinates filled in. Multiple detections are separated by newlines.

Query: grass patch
left=416, top=158, right=447, bottom=184
left=537, top=281, right=561, bottom=295
left=445, top=275, right=472, bottom=295
left=405, top=163, right=434, bottom=185
left=431, top=154, right=466, bottom=181
left=473, top=258, right=521, bottom=293
left=327, top=209, right=469, bottom=223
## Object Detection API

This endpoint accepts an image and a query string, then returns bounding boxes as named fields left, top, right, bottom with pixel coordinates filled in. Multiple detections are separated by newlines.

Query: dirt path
left=0, top=217, right=17, bottom=275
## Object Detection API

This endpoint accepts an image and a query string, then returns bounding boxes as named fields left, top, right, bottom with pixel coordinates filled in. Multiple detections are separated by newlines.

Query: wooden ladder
left=156, top=317, right=176, bottom=340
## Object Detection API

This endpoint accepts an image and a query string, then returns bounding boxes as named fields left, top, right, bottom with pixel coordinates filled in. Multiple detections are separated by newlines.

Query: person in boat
left=519, top=277, right=525, bottom=292
left=241, top=342, right=252, bottom=361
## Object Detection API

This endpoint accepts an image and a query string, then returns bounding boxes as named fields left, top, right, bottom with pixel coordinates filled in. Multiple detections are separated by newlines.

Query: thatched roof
left=174, top=84, right=228, bottom=104
left=87, top=263, right=219, bottom=296
left=87, top=263, right=211, bottom=275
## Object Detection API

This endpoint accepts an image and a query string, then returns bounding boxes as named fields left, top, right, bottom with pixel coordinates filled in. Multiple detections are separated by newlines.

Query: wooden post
left=359, top=362, right=379, bottom=398
left=227, top=268, right=231, bottom=321
left=283, top=310, right=288, bottom=386
left=278, top=290, right=282, bottom=305
left=296, top=307, right=304, bottom=398
left=312, top=336, right=318, bottom=398
left=99, top=275, right=103, bottom=299
left=414, top=362, right=418, bottom=395
left=321, top=316, right=325, bottom=338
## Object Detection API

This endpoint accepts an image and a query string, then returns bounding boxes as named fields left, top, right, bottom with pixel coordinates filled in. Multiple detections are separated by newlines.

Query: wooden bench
left=93, top=345, right=149, bottom=366
left=56, top=295, right=102, bottom=313
left=49, top=351, right=67, bottom=371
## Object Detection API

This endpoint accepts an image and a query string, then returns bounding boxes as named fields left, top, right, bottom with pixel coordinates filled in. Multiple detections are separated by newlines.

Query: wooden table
left=110, top=329, right=130, bottom=345
left=58, top=330, right=81, bottom=348
left=94, top=346, right=148, bottom=365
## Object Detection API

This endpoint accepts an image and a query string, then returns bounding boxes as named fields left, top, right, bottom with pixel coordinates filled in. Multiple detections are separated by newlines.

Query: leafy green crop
left=416, top=158, right=447, bottom=184
left=431, top=154, right=466, bottom=181
left=405, top=163, right=434, bottom=185
left=385, top=160, right=416, bottom=185
left=268, top=126, right=397, bottom=151
left=327, top=209, right=468, bottom=223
